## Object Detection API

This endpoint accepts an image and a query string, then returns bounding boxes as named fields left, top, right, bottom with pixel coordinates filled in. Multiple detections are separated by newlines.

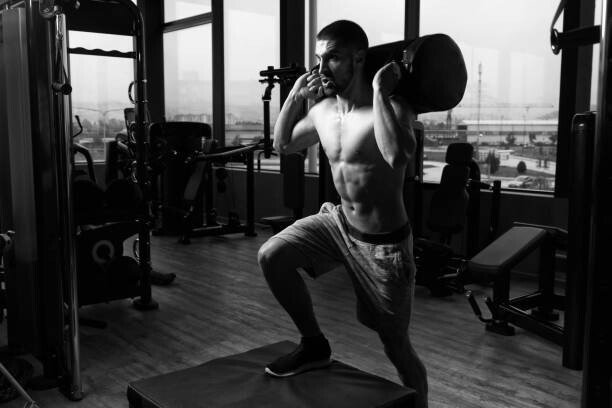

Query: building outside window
left=419, top=0, right=562, bottom=191
left=224, top=0, right=280, bottom=171
left=591, top=0, right=602, bottom=111
left=164, top=24, right=213, bottom=126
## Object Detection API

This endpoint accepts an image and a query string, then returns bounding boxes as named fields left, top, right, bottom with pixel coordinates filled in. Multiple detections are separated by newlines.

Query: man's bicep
left=390, top=96, right=417, bottom=156
left=390, top=96, right=415, bottom=130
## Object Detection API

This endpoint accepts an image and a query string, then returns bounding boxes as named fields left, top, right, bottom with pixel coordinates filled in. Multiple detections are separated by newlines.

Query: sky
left=69, top=0, right=602, bottom=124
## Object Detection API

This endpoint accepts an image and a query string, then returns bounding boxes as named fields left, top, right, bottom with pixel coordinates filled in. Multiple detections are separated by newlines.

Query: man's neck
left=335, top=75, right=372, bottom=115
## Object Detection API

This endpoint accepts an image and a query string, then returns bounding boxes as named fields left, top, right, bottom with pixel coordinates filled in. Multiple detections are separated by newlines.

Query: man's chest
left=315, top=110, right=378, bottom=163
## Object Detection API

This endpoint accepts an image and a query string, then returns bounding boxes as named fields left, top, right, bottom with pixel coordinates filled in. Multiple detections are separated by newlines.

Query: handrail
left=195, top=141, right=263, bottom=162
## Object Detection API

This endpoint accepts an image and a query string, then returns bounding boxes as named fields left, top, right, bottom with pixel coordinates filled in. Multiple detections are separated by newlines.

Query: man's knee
left=258, top=239, right=299, bottom=277
left=258, top=240, right=279, bottom=271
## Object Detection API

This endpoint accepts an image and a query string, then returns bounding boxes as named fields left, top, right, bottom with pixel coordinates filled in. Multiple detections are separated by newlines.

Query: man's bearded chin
left=320, top=76, right=338, bottom=96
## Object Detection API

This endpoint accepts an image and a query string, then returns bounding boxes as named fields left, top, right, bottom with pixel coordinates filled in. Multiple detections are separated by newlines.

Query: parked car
left=508, top=175, right=535, bottom=188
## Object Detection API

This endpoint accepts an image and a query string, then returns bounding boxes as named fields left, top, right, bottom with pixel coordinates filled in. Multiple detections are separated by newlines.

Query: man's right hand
left=292, top=72, right=326, bottom=101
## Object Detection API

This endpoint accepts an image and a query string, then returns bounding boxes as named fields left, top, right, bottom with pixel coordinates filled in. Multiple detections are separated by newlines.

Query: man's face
left=314, top=39, right=359, bottom=94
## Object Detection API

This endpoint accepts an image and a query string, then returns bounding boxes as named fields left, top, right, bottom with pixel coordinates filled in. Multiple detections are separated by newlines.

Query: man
left=257, top=20, right=428, bottom=408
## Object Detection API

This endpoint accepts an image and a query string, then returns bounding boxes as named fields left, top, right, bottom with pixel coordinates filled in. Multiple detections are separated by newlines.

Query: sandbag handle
left=401, top=46, right=415, bottom=74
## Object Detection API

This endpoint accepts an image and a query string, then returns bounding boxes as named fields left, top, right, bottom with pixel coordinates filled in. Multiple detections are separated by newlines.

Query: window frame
left=154, top=0, right=599, bottom=195
left=414, top=0, right=597, bottom=196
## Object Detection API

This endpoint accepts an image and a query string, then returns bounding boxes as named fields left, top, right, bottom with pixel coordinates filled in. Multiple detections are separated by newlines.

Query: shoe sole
left=264, top=358, right=333, bottom=378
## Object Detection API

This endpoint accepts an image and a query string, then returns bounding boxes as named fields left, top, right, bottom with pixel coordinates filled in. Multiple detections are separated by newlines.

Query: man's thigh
left=264, top=211, right=347, bottom=277
left=349, top=236, right=416, bottom=335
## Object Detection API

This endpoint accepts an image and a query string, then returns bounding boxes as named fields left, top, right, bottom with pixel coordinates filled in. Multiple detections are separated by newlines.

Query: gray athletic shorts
left=268, top=202, right=416, bottom=338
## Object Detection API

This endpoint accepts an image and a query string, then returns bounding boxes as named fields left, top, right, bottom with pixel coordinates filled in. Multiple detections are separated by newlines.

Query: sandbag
left=364, top=34, right=467, bottom=113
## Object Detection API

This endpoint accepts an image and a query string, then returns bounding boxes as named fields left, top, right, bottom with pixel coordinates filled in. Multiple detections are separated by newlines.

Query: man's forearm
left=373, top=89, right=415, bottom=168
left=273, top=91, right=305, bottom=153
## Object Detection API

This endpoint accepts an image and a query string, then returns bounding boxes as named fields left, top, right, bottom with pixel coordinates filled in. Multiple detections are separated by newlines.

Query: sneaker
left=265, top=338, right=332, bottom=377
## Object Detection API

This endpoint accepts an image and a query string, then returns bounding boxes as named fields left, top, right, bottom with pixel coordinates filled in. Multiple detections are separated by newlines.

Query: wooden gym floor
left=5, top=227, right=580, bottom=407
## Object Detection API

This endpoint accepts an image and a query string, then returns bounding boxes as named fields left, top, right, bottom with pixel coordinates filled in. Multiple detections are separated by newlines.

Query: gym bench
left=467, top=223, right=567, bottom=344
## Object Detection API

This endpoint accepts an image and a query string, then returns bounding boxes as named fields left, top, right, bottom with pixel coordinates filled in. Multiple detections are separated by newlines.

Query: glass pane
left=70, top=53, right=134, bottom=162
left=591, top=0, right=602, bottom=110
left=69, top=31, right=132, bottom=53
left=224, top=0, right=280, bottom=170
left=315, top=0, right=405, bottom=46
left=164, top=0, right=211, bottom=22
left=419, top=0, right=561, bottom=192
left=163, top=24, right=213, bottom=127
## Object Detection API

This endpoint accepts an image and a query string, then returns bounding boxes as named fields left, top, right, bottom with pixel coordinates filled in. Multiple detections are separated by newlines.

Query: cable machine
left=0, top=0, right=82, bottom=400
left=64, top=0, right=158, bottom=310
left=0, top=0, right=155, bottom=401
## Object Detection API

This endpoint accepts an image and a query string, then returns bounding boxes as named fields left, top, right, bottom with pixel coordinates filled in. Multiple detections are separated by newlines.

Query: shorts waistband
left=337, top=207, right=412, bottom=245
left=347, top=222, right=412, bottom=245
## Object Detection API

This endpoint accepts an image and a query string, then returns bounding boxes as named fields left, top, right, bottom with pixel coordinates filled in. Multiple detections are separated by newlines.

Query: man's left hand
left=372, top=61, right=402, bottom=98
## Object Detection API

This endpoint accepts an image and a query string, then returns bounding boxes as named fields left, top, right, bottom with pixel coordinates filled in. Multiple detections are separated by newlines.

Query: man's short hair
left=316, top=20, right=369, bottom=52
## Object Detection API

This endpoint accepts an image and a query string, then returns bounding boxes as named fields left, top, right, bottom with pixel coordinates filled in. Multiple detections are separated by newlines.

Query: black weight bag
left=364, top=33, right=467, bottom=113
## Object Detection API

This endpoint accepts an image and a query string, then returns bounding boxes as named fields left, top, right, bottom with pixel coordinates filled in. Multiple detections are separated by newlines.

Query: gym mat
left=127, top=341, right=415, bottom=408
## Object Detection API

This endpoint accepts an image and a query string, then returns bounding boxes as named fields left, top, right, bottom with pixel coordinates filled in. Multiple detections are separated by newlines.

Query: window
left=591, top=0, right=603, bottom=110
left=314, top=0, right=405, bottom=46
left=163, top=24, right=213, bottom=125
left=419, top=0, right=562, bottom=192
left=224, top=0, right=280, bottom=171
left=164, top=0, right=211, bottom=22
left=69, top=32, right=134, bottom=162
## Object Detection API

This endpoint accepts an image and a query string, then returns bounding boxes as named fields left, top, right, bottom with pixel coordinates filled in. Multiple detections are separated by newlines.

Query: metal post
left=261, top=80, right=274, bottom=158
left=582, top=0, right=611, bottom=404
left=205, top=162, right=216, bottom=226
left=46, top=6, right=82, bottom=400
left=124, top=0, right=158, bottom=311
left=245, top=151, right=256, bottom=236
left=563, top=112, right=595, bottom=370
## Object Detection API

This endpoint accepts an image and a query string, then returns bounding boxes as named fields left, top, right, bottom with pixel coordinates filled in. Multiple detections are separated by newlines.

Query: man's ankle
left=265, top=335, right=332, bottom=377
left=301, top=333, right=326, bottom=344
left=301, top=334, right=330, bottom=355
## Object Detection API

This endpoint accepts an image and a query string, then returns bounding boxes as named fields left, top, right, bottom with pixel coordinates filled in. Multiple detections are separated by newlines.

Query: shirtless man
left=257, top=20, right=428, bottom=407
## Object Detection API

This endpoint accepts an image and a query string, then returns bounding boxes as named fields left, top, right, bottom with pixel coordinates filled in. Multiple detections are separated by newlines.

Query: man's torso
left=309, top=98, right=409, bottom=234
